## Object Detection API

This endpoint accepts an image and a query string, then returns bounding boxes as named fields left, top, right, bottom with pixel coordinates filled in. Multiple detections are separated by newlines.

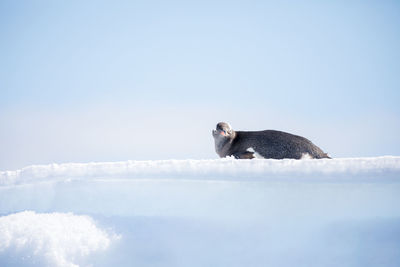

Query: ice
left=1, top=157, right=399, bottom=186
left=0, top=157, right=399, bottom=266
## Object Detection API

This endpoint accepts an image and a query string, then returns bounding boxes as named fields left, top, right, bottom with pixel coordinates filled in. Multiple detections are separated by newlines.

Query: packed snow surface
left=1, top=156, right=399, bottom=186
left=1, top=157, right=399, bottom=267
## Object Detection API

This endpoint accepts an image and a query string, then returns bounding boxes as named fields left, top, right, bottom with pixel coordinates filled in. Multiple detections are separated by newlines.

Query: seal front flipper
left=233, top=151, right=255, bottom=159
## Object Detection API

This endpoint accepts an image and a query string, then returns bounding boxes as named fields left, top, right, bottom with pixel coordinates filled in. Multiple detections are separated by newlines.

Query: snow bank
left=1, top=157, right=399, bottom=219
left=1, top=156, right=399, bottom=186
left=0, top=157, right=399, bottom=267
left=0, top=211, right=119, bottom=267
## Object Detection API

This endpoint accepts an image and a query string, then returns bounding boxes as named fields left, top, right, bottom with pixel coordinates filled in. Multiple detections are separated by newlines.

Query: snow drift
left=0, top=211, right=119, bottom=267
left=1, top=157, right=399, bottom=267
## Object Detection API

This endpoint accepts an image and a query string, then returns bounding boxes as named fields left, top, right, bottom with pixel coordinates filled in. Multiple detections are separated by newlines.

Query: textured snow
left=1, top=156, right=399, bottom=186
left=0, top=157, right=399, bottom=267
left=0, top=211, right=119, bottom=267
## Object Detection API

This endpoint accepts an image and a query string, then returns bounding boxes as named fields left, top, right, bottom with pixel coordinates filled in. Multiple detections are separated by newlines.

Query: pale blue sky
left=1, top=0, right=399, bottom=170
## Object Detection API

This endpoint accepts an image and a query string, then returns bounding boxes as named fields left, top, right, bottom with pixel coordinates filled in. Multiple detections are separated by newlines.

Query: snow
left=1, top=156, right=399, bottom=186
left=246, top=147, right=265, bottom=158
left=0, top=211, right=119, bottom=267
left=0, top=157, right=400, bottom=267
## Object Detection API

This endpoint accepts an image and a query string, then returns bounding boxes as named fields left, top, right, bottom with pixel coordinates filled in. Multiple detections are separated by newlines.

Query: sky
left=1, top=0, right=399, bottom=170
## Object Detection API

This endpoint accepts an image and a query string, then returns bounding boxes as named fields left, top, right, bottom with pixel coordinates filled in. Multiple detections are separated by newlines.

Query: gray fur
left=212, top=122, right=331, bottom=159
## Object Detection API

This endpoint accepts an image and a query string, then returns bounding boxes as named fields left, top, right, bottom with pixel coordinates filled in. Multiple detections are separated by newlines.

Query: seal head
left=212, top=122, right=235, bottom=158
left=212, top=122, right=233, bottom=138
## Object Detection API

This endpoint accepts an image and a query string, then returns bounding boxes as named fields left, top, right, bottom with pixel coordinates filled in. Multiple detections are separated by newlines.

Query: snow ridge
left=1, top=156, right=399, bottom=186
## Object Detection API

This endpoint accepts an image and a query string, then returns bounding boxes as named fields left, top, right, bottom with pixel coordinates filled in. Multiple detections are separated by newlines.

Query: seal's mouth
left=212, top=129, right=226, bottom=138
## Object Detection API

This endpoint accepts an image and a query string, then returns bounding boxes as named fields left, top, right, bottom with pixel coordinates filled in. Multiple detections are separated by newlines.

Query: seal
left=212, top=122, right=331, bottom=159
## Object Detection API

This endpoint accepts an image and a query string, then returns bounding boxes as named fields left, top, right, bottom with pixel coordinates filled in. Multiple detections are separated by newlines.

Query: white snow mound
left=0, top=211, right=119, bottom=267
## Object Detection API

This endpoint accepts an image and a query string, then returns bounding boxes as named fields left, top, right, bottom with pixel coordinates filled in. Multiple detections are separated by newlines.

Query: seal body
left=212, top=122, right=330, bottom=159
